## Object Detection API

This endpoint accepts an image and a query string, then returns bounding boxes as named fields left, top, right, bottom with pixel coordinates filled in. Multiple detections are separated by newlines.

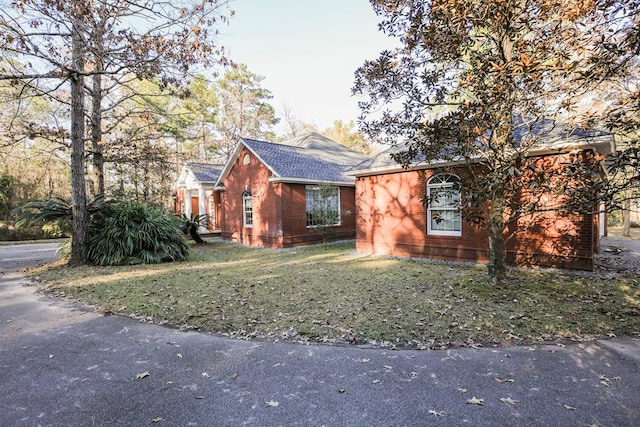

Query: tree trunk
left=622, top=192, right=631, bottom=237
left=487, top=195, right=507, bottom=284
left=91, top=70, right=104, bottom=197
left=70, top=22, right=89, bottom=266
left=188, top=225, right=205, bottom=244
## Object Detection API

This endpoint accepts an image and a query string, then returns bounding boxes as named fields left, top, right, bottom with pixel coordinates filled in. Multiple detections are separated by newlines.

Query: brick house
left=173, top=161, right=224, bottom=233
left=350, top=124, right=615, bottom=270
left=215, top=133, right=369, bottom=247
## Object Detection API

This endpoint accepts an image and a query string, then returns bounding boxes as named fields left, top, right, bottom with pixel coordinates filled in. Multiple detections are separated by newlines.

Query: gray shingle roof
left=241, top=136, right=368, bottom=183
left=187, top=162, right=225, bottom=183
left=279, top=132, right=370, bottom=166
left=352, top=117, right=614, bottom=173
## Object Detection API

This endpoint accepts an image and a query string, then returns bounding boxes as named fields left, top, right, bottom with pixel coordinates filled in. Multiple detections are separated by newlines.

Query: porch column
left=184, top=189, right=192, bottom=218
left=199, top=187, right=208, bottom=233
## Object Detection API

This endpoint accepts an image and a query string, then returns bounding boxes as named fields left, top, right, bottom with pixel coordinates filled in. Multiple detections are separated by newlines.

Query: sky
left=220, top=0, right=396, bottom=134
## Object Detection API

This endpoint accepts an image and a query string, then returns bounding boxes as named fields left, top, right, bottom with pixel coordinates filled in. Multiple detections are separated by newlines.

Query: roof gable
left=175, top=162, right=225, bottom=190
left=216, top=133, right=370, bottom=187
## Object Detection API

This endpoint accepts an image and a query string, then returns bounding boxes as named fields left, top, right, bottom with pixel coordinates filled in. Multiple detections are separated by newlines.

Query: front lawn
left=30, top=241, right=640, bottom=348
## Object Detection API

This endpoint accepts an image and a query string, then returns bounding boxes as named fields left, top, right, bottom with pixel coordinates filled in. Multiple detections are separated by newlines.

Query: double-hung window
left=427, top=174, right=461, bottom=236
left=306, top=186, right=340, bottom=227
left=242, top=190, right=253, bottom=227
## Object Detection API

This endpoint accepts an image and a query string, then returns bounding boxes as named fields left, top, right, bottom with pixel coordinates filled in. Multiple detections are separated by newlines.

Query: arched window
left=427, top=174, right=461, bottom=236
left=242, top=190, right=253, bottom=227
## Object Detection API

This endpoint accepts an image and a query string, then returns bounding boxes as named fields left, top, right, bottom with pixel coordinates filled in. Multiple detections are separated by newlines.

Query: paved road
left=0, top=242, right=61, bottom=274
left=1, top=244, right=639, bottom=426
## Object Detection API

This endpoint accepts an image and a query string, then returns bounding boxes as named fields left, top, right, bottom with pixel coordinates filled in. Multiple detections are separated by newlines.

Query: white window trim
left=305, top=185, right=341, bottom=228
left=427, top=174, right=462, bottom=237
left=242, top=190, right=253, bottom=228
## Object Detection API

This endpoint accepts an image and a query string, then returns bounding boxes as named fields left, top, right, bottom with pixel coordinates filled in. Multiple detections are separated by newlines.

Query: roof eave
left=349, top=159, right=467, bottom=177
left=268, top=176, right=355, bottom=187
left=350, top=136, right=615, bottom=177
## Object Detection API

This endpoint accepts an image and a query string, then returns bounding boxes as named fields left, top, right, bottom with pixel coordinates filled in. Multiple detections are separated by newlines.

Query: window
left=306, top=186, right=340, bottom=227
left=243, top=153, right=251, bottom=165
left=427, top=174, right=461, bottom=236
left=242, top=190, right=253, bottom=227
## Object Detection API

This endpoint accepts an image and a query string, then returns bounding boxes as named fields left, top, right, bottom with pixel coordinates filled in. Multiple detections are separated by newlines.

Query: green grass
left=30, top=241, right=640, bottom=348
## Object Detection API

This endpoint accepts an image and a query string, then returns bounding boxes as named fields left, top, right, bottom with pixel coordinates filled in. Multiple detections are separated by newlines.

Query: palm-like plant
left=179, top=213, right=208, bottom=244
left=12, top=196, right=106, bottom=232
left=13, top=196, right=188, bottom=266
left=89, top=201, right=188, bottom=265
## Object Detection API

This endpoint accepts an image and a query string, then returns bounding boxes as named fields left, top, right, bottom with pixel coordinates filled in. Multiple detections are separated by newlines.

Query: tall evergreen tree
left=0, top=0, right=231, bottom=264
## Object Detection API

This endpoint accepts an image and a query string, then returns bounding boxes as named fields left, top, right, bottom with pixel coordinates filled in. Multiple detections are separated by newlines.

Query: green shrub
left=0, top=223, right=51, bottom=241
left=87, top=201, right=188, bottom=266
left=12, top=196, right=188, bottom=265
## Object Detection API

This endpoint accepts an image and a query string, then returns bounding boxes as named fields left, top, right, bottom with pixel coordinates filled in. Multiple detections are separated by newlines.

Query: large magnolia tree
left=0, top=0, right=231, bottom=264
left=355, top=0, right=639, bottom=282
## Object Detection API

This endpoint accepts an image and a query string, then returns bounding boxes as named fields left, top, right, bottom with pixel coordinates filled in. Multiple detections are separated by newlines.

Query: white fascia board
left=350, top=136, right=615, bottom=177
left=214, top=139, right=280, bottom=187
left=349, top=159, right=467, bottom=177
left=268, top=177, right=355, bottom=187
left=214, top=143, right=245, bottom=188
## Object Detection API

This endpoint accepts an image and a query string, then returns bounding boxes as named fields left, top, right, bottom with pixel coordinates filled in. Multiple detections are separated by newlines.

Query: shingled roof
left=174, top=162, right=225, bottom=191
left=187, top=162, right=225, bottom=183
left=350, top=117, right=615, bottom=176
left=216, top=133, right=369, bottom=187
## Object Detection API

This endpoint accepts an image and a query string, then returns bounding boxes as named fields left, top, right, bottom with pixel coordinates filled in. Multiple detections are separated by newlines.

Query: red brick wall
left=356, top=157, right=598, bottom=270
left=356, top=171, right=489, bottom=262
left=173, top=188, right=185, bottom=214
left=221, top=148, right=357, bottom=248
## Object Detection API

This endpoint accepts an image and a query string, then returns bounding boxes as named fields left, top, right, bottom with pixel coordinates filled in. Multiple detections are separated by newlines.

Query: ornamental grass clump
left=87, top=201, right=188, bottom=266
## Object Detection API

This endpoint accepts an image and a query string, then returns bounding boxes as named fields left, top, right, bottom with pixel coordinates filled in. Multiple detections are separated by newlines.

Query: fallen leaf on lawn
left=372, top=379, right=381, bottom=384
left=177, top=353, right=182, bottom=358
left=135, top=371, right=150, bottom=380
left=467, top=396, right=484, bottom=405
left=494, top=376, right=514, bottom=383
left=48, top=355, right=54, bottom=359
left=231, top=373, right=239, bottom=380
left=564, top=404, right=576, bottom=410
left=362, top=358, right=370, bottom=363
left=139, top=339, right=150, bottom=344
left=337, top=388, right=346, bottom=393
left=202, top=372, right=209, bottom=378
left=500, top=397, right=519, bottom=405
left=456, top=388, right=468, bottom=393
left=410, top=372, right=418, bottom=378
left=428, top=410, right=444, bottom=416
left=383, top=365, right=392, bottom=369
left=150, top=417, right=163, bottom=423
left=598, top=375, right=611, bottom=387
left=195, top=396, right=204, bottom=400
left=612, top=376, right=621, bottom=381
left=265, top=400, right=279, bottom=407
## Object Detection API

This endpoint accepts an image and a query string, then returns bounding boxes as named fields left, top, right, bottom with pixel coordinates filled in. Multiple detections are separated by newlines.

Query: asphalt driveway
left=1, top=243, right=639, bottom=426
